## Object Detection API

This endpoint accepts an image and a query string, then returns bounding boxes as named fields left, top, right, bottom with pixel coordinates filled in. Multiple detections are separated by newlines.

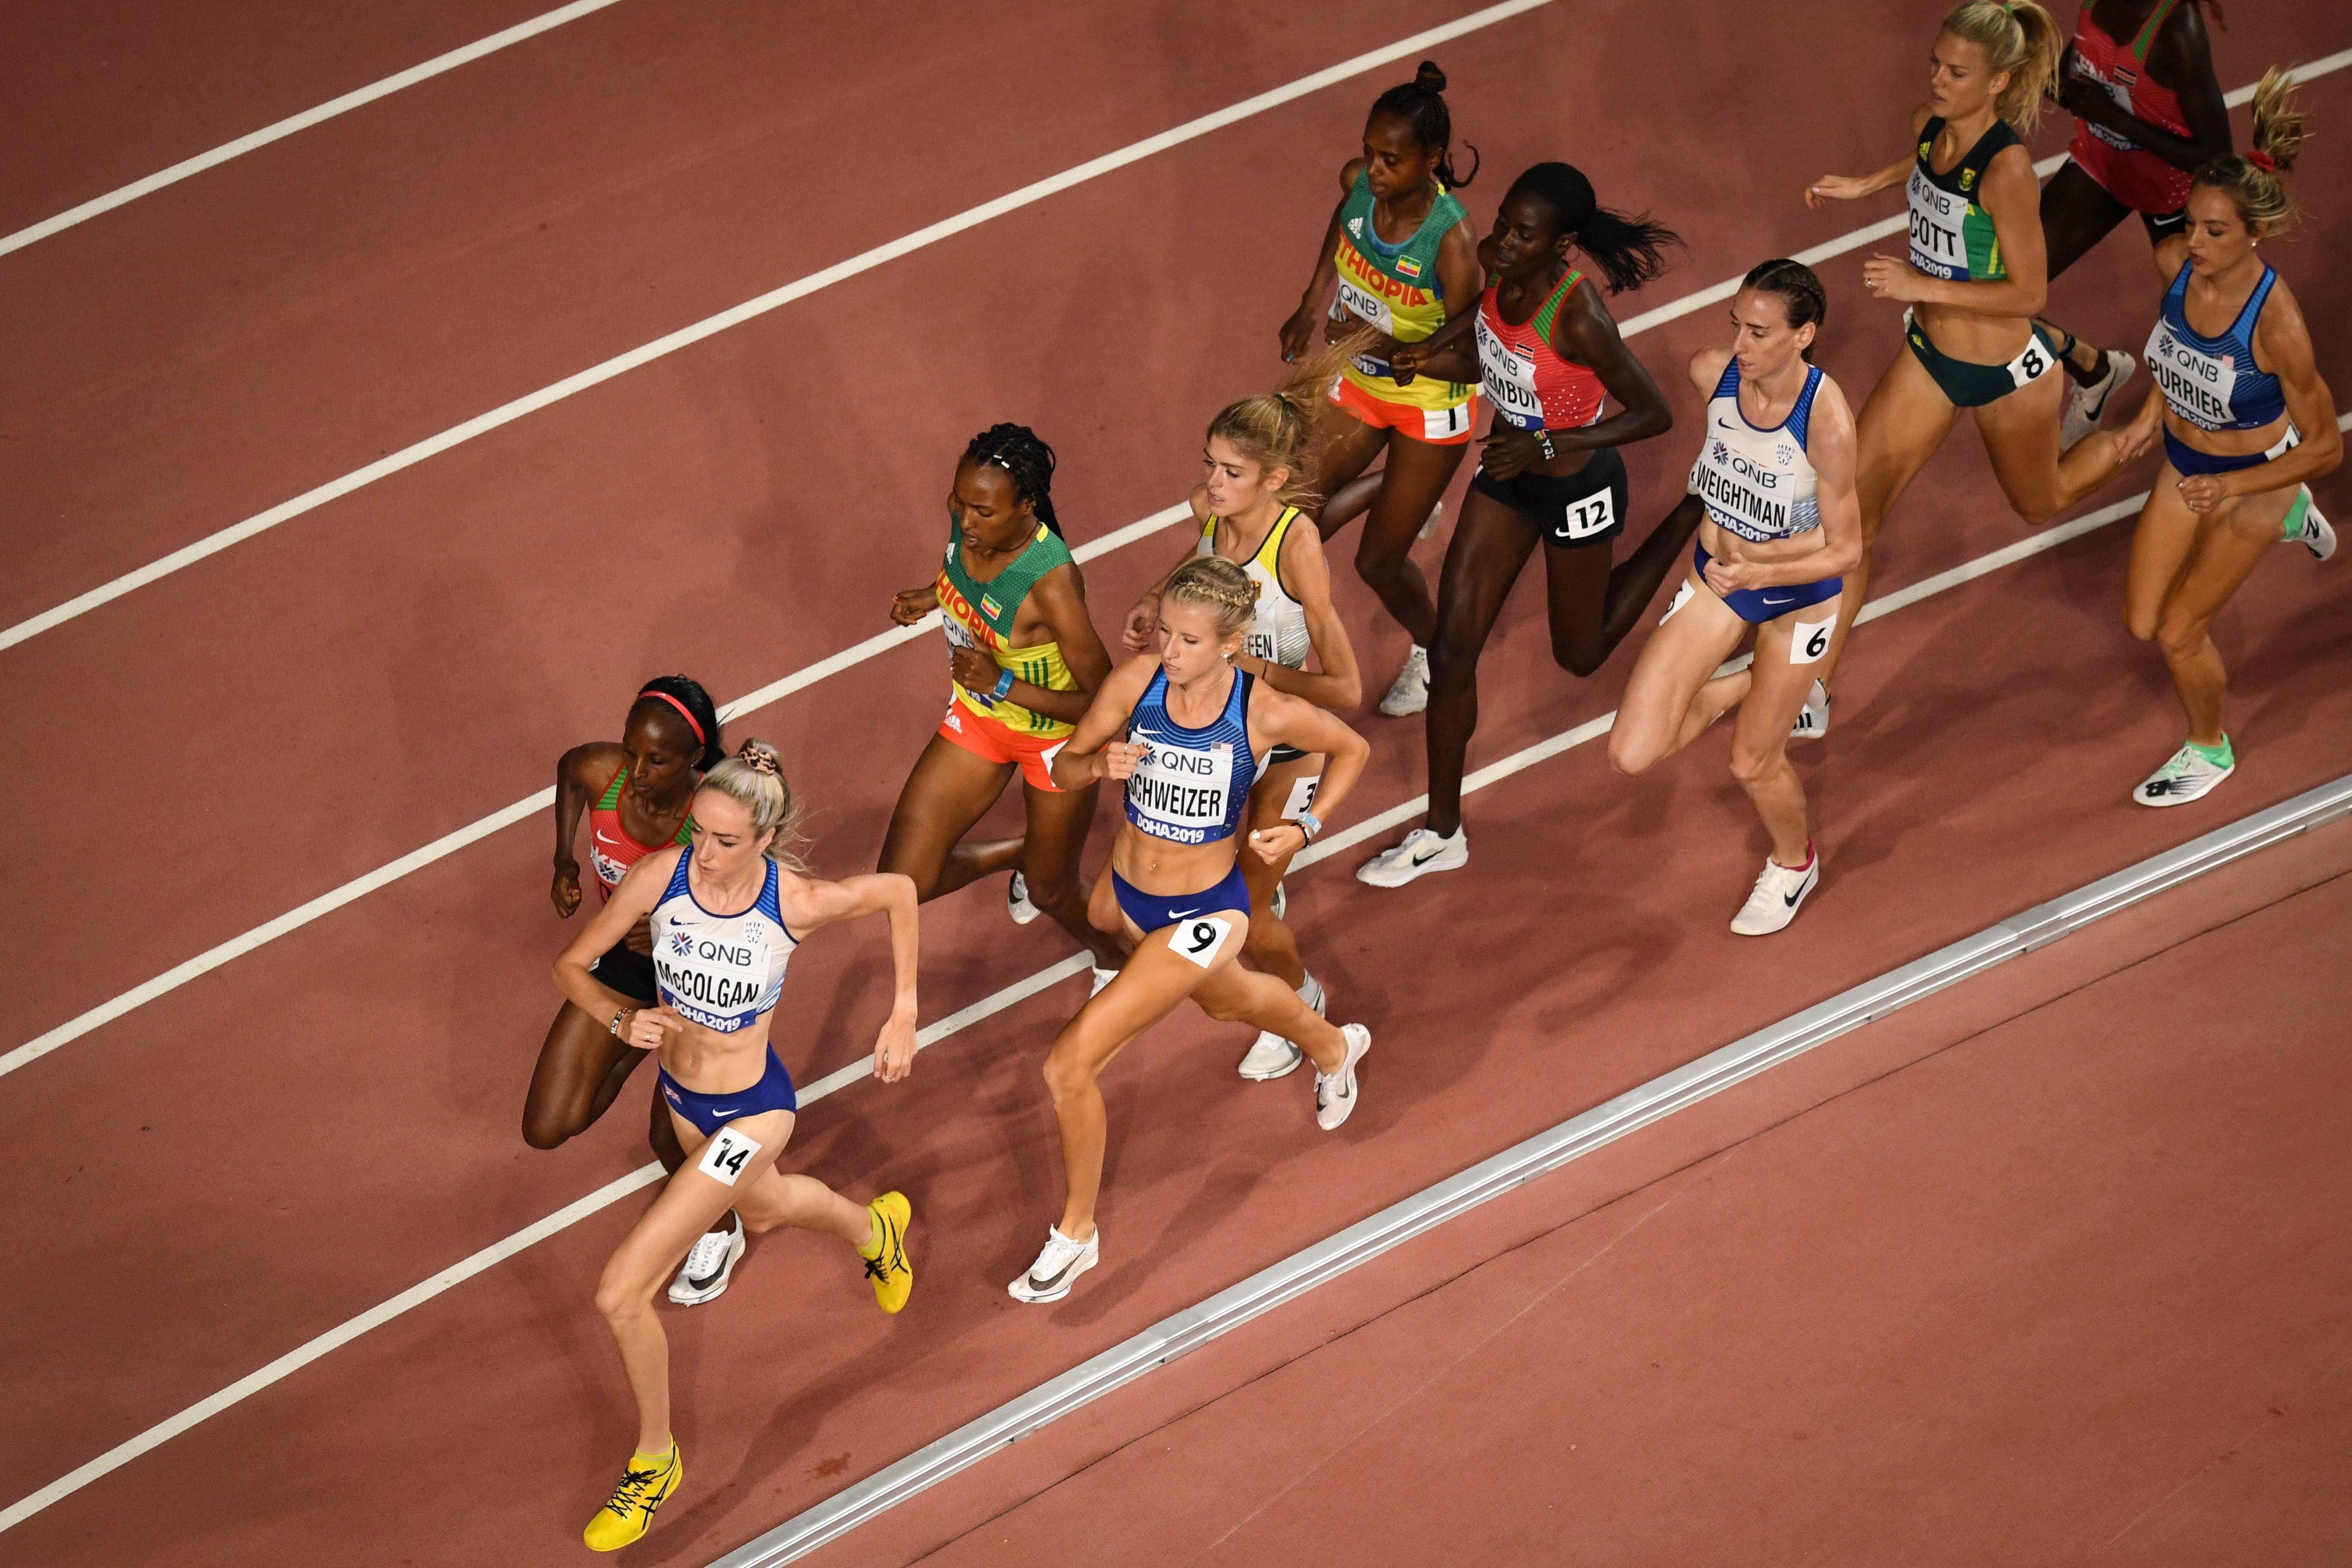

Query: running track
left=2, top=3, right=2346, bottom=1562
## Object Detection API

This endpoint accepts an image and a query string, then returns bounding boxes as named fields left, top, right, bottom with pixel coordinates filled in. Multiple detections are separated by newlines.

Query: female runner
left=530, top=676, right=744, bottom=1307
left=1799, top=1, right=2138, bottom=738
left=883, top=424, right=1126, bottom=986
left=1011, top=558, right=1374, bottom=1303
left=555, top=741, right=919, bottom=1552
left=2107, top=77, right=2338, bottom=806
left=1120, top=376, right=1364, bottom=1082
left=1609, top=261, right=1863, bottom=935
left=2042, top=0, right=2234, bottom=446
left=1278, top=59, right=1482, bottom=719
left=1353, top=161, right=1697, bottom=888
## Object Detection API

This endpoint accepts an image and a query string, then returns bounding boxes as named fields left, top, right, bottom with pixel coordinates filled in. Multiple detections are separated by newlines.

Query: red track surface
left=2, top=4, right=2346, bottom=1564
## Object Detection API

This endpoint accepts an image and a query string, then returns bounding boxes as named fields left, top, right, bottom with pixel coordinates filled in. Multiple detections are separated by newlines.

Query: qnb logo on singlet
left=1475, top=314, right=1546, bottom=430
left=2146, top=327, right=2237, bottom=431
left=1906, top=166, right=1967, bottom=278
left=656, top=931, right=775, bottom=1032
left=1126, top=734, right=1233, bottom=847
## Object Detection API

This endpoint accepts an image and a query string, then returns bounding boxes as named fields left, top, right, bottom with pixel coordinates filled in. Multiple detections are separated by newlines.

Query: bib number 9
left=1790, top=612, right=1838, bottom=665
left=695, top=1125, right=764, bottom=1188
left=1168, top=915, right=1235, bottom=970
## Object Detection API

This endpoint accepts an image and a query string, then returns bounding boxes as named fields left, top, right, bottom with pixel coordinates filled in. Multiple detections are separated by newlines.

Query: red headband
left=2248, top=149, right=2277, bottom=172
left=637, top=688, right=706, bottom=745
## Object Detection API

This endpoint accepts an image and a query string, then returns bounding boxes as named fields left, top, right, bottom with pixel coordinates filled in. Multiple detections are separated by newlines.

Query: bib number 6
left=1168, top=915, right=1235, bottom=970
left=1790, top=612, right=1838, bottom=666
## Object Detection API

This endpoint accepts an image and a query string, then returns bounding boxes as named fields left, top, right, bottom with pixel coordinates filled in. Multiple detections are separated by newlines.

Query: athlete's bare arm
left=1863, top=143, right=2049, bottom=319
left=779, top=871, right=921, bottom=1081
left=551, top=742, right=627, bottom=917
left=1243, top=686, right=1371, bottom=862
left=1243, top=522, right=1363, bottom=711
left=1050, top=656, right=1161, bottom=791
left=1280, top=157, right=1363, bottom=362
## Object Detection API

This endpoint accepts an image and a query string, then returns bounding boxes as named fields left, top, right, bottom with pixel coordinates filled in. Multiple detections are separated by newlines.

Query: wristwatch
left=1294, top=809, right=1324, bottom=841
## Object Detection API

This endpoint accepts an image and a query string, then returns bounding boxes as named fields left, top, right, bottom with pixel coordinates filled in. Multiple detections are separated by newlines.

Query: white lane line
left=10, top=38, right=2343, bottom=1079
left=0, top=0, right=630, bottom=259
left=20, top=425, right=2315, bottom=1533
left=0, top=1, right=1556, bottom=655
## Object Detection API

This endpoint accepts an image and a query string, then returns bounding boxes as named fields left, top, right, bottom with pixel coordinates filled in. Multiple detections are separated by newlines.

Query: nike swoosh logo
left=1782, top=888, right=1805, bottom=908
left=1762, top=594, right=1795, bottom=605
left=1168, top=908, right=1200, bottom=920
left=1030, top=1258, right=1078, bottom=1288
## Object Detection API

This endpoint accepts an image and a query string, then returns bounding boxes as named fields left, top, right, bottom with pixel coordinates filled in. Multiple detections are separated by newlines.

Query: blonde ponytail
left=2193, top=67, right=2311, bottom=234
left=1207, top=330, right=1369, bottom=510
left=698, top=739, right=811, bottom=870
left=1941, top=1, right=2063, bottom=134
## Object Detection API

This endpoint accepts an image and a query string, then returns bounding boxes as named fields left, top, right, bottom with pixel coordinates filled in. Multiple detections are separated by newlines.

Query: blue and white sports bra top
left=1123, top=666, right=1263, bottom=847
left=2146, top=262, right=2288, bottom=433
left=1688, top=361, right=1824, bottom=545
left=648, top=855, right=797, bottom=1033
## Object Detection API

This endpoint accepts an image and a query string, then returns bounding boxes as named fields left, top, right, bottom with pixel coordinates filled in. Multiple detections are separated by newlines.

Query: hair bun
left=1414, top=60, right=1446, bottom=92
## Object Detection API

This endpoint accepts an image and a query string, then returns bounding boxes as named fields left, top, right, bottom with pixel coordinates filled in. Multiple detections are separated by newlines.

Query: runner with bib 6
left=1008, top=557, right=1374, bottom=1305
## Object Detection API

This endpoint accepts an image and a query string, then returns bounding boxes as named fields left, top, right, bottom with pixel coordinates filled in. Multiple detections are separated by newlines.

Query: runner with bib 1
left=1354, top=161, right=1694, bottom=892
left=1611, top=261, right=1865, bottom=941
left=1008, top=557, right=1377, bottom=1307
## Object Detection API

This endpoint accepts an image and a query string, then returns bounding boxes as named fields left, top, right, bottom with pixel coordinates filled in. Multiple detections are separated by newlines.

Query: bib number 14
left=696, top=1126, right=764, bottom=1187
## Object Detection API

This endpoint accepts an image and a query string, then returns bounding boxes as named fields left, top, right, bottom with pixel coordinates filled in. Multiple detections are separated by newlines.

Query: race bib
left=1476, top=314, right=1546, bottom=431
left=2005, top=335, right=2057, bottom=392
left=1125, top=729, right=1237, bottom=845
left=696, top=1126, right=763, bottom=1187
left=1906, top=165, right=1967, bottom=280
left=1790, top=612, right=1838, bottom=665
left=1281, top=774, right=1322, bottom=821
left=1167, top=915, right=1235, bottom=970
left=1561, top=487, right=1616, bottom=541
left=2145, top=321, right=2239, bottom=431
left=1661, top=577, right=1695, bottom=624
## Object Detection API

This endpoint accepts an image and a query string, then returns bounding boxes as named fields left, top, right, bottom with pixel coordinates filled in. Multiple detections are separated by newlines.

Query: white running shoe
left=2294, top=486, right=2336, bottom=562
left=1356, top=826, right=1467, bottom=887
left=1378, top=645, right=1432, bottom=716
left=1090, top=966, right=1118, bottom=997
left=1789, top=678, right=1831, bottom=743
left=1007, top=871, right=1039, bottom=925
left=1419, top=500, right=1446, bottom=541
left=667, top=1211, right=745, bottom=1306
left=1270, top=881, right=1287, bottom=922
left=2060, top=349, right=2137, bottom=449
left=2134, top=742, right=2234, bottom=808
left=1314, top=1024, right=1373, bottom=1131
left=1007, top=1226, right=1099, bottom=1303
left=1237, top=973, right=1323, bottom=1081
left=1729, top=851, right=1819, bottom=936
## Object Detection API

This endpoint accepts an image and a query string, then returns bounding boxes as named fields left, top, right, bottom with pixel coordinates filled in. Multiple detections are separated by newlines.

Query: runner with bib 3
left=2102, top=77, right=2339, bottom=808
left=1351, top=162, right=1695, bottom=892
left=1802, top=2, right=2140, bottom=721
left=1279, top=60, right=1485, bottom=721
left=554, top=742, right=920, bottom=1552
left=1611, top=262, right=1864, bottom=939
left=1009, top=557, right=1375, bottom=1305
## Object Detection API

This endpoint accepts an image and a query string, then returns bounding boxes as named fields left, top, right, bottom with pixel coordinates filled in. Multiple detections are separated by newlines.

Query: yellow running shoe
left=583, top=1442, right=680, bottom=1552
left=862, top=1192, right=914, bottom=1314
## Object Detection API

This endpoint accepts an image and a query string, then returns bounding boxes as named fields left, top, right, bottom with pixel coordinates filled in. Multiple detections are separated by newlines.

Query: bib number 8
left=2008, top=341, right=2051, bottom=390
left=1168, top=915, right=1235, bottom=970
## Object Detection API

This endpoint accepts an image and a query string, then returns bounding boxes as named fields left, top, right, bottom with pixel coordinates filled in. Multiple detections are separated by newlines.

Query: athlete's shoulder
left=618, top=843, right=689, bottom=904
left=2149, top=0, right=2218, bottom=83
left=2249, top=268, right=2317, bottom=372
left=1337, top=156, right=1368, bottom=196
left=1686, top=345, right=1735, bottom=395
left=562, top=741, right=629, bottom=795
left=1909, top=102, right=1935, bottom=139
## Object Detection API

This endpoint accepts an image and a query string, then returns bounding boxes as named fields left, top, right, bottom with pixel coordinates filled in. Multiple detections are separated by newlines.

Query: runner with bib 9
left=553, top=742, right=920, bottom=1552
left=2104, top=74, right=2339, bottom=808
left=1278, top=59, right=1484, bottom=720
left=1610, top=261, right=1863, bottom=937
left=1009, top=557, right=1375, bottom=1304
left=1799, top=2, right=2139, bottom=737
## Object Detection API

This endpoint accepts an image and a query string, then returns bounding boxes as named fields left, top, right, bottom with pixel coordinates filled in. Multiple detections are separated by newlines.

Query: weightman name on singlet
left=1692, top=456, right=1790, bottom=536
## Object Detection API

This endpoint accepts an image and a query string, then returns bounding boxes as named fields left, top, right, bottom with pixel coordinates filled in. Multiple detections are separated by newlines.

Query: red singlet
left=586, top=766, right=692, bottom=902
left=1472, top=269, right=1605, bottom=433
left=2066, top=0, right=2195, bottom=216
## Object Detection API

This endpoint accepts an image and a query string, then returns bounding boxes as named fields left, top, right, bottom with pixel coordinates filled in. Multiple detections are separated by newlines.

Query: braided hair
left=1739, top=259, right=1829, bottom=361
left=631, top=674, right=724, bottom=770
left=1369, top=61, right=1479, bottom=191
left=963, top=423, right=1062, bottom=537
left=1162, top=556, right=1259, bottom=639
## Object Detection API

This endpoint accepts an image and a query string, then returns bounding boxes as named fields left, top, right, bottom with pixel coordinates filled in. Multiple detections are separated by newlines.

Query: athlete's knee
left=1607, top=729, right=1660, bottom=777
left=594, top=1265, right=654, bottom=1326
left=1353, top=533, right=1409, bottom=585
left=1041, top=1044, right=1097, bottom=1105
left=1549, top=628, right=1607, bottom=679
left=1024, top=871, right=1086, bottom=924
left=521, top=1105, right=579, bottom=1152
left=2124, top=601, right=2162, bottom=643
left=1727, top=740, right=1785, bottom=790
left=2155, top=611, right=2210, bottom=661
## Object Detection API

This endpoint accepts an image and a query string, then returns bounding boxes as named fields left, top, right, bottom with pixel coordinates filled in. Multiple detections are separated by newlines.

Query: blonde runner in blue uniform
left=1123, top=381, right=1364, bottom=1082
left=1014, top=559, right=1374, bottom=1303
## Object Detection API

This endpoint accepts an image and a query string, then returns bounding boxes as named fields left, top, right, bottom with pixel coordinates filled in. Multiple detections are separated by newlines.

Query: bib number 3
left=695, top=1125, right=764, bottom=1188
left=1168, top=916, right=1235, bottom=970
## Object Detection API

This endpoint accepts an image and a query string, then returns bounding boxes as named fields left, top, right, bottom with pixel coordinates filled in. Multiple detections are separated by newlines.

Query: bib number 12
left=1169, top=916, right=1235, bottom=970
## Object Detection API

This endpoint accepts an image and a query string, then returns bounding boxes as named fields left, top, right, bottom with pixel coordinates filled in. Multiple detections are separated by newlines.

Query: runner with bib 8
left=1007, top=557, right=1376, bottom=1306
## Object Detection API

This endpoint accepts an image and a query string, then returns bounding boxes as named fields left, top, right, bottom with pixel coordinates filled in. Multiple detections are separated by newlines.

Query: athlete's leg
left=1353, top=431, right=1466, bottom=646
left=1731, top=615, right=1831, bottom=865
left=523, top=981, right=653, bottom=1150
left=1544, top=493, right=1710, bottom=676
left=2147, top=484, right=2294, bottom=744
left=1810, top=346, right=1958, bottom=691
left=1317, top=470, right=1385, bottom=536
left=1238, top=758, right=1319, bottom=988
left=878, top=732, right=1019, bottom=900
left=1307, top=412, right=1389, bottom=543
left=1974, top=367, right=2132, bottom=523
left=1607, top=570, right=1751, bottom=776
left=2039, top=161, right=2134, bottom=295
left=593, top=1105, right=794, bottom=1453
left=1424, top=487, right=1541, bottom=837
left=1017, top=778, right=1125, bottom=970
left=2124, top=470, right=2202, bottom=643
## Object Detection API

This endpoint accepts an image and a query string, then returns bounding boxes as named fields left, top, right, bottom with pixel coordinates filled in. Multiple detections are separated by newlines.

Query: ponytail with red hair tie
left=2248, top=149, right=2277, bottom=173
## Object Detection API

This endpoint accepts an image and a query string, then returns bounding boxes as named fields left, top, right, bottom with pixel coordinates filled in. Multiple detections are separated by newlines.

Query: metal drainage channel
left=714, top=771, right=2352, bottom=1567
